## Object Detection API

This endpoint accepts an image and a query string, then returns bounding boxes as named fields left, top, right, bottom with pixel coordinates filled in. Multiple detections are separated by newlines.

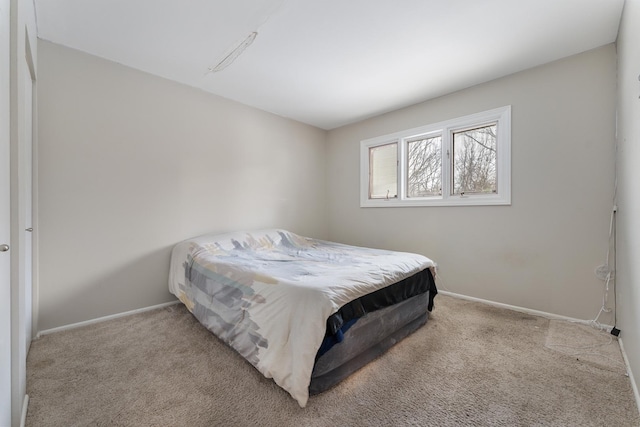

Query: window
left=360, top=106, right=511, bottom=207
left=369, top=142, right=397, bottom=199
left=452, top=124, right=497, bottom=196
left=407, top=135, right=441, bottom=198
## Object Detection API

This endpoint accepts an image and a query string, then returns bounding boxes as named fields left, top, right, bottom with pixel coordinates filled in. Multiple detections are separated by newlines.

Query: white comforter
left=168, top=229, right=434, bottom=407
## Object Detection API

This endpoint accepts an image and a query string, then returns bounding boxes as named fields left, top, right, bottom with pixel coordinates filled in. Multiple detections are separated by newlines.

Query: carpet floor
left=26, top=294, right=639, bottom=426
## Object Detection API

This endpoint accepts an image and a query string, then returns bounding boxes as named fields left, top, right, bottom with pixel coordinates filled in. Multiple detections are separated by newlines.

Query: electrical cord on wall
left=590, top=172, right=618, bottom=334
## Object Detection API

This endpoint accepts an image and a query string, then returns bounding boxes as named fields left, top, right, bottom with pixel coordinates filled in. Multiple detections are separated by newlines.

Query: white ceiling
left=35, top=0, right=624, bottom=130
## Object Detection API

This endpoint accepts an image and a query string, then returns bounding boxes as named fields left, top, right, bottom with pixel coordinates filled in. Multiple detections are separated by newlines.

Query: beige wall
left=327, top=45, right=617, bottom=321
left=37, top=40, right=328, bottom=331
left=616, top=0, right=640, bottom=400
left=37, top=38, right=622, bottom=336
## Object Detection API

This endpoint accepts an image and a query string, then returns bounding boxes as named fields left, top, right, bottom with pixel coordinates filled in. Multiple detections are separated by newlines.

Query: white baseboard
left=438, top=290, right=613, bottom=330
left=619, top=339, right=640, bottom=414
left=35, top=300, right=180, bottom=338
left=20, top=394, right=28, bottom=427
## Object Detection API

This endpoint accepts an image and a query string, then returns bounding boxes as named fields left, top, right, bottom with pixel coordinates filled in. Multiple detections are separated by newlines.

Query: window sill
left=360, top=194, right=511, bottom=207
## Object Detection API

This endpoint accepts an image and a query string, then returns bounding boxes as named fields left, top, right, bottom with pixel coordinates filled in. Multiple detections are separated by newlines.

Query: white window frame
left=360, top=106, right=511, bottom=207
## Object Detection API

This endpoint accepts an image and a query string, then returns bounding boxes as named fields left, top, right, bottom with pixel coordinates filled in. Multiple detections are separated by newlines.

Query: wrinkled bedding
left=168, top=229, right=435, bottom=407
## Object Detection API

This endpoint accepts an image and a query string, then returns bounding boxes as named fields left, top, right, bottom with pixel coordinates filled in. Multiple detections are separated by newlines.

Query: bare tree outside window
left=452, top=124, right=497, bottom=195
left=407, top=135, right=441, bottom=197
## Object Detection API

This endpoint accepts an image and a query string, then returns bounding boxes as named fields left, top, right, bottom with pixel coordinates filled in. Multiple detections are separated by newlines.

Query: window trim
left=360, top=106, right=511, bottom=207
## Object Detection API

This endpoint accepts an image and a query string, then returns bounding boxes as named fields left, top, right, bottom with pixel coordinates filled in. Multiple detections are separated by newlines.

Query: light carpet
left=26, top=295, right=639, bottom=426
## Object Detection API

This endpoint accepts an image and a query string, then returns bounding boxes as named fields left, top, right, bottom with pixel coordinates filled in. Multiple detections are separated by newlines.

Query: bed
left=168, top=229, right=437, bottom=407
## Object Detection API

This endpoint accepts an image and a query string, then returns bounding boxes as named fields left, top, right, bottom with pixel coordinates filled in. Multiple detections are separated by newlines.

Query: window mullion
left=441, top=129, right=452, bottom=200
left=398, top=138, right=406, bottom=200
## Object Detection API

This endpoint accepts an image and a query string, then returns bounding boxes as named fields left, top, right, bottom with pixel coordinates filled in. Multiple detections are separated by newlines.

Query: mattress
left=168, top=229, right=436, bottom=407
left=310, top=292, right=429, bottom=395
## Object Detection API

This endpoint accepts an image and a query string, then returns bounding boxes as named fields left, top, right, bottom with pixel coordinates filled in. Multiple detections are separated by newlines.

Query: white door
left=0, top=0, right=12, bottom=424
left=23, top=57, right=33, bottom=351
